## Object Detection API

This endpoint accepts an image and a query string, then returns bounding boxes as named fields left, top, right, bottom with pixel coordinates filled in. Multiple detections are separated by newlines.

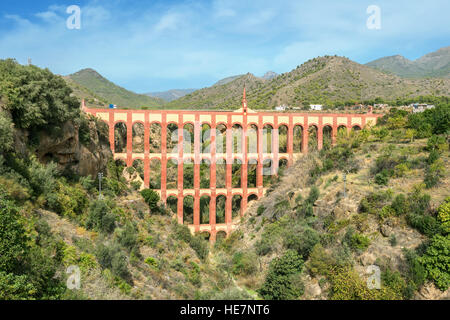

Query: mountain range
left=365, top=46, right=450, bottom=78
left=65, top=47, right=449, bottom=110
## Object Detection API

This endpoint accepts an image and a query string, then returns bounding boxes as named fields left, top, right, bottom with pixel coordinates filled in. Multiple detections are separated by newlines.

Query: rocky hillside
left=66, top=69, right=165, bottom=109
left=366, top=46, right=450, bottom=79
left=167, top=56, right=450, bottom=110
left=215, top=107, right=449, bottom=300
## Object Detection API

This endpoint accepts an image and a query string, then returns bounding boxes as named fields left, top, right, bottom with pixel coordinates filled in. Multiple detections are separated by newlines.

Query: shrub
left=116, top=222, right=139, bottom=252
left=0, top=272, right=37, bottom=300
left=258, top=250, right=304, bottom=300
left=141, top=189, right=160, bottom=213
left=231, top=251, right=258, bottom=276
left=407, top=214, right=442, bottom=237
left=424, top=159, right=445, bottom=188
left=144, top=257, right=159, bottom=269
left=0, top=195, right=30, bottom=274
left=173, top=224, right=209, bottom=260
left=86, top=199, right=117, bottom=234
left=343, top=227, right=371, bottom=252
left=307, top=244, right=335, bottom=276
left=329, top=267, right=400, bottom=300
left=95, top=242, right=130, bottom=280
left=283, top=226, right=320, bottom=259
left=374, top=172, right=389, bottom=186
left=437, top=197, right=450, bottom=234
left=257, top=205, right=265, bottom=216
left=418, top=234, right=450, bottom=291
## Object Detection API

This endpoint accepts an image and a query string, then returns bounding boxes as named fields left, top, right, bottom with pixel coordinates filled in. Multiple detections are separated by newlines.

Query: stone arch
left=352, top=125, right=362, bottom=131
left=247, top=124, right=258, bottom=154
left=216, top=157, right=227, bottom=189
left=183, top=196, right=194, bottom=224
left=293, top=125, right=303, bottom=153
left=200, top=159, right=211, bottom=188
left=263, top=124, right=273, bottom=153
left=201, top=123, right=211, bottom=154
left=114, top=122, right=127, bottom=153
left=167, top=123, right=178, bottom=153
left=166, top=157, right=178, bottom=189
left=278, top=125, right=288, bottom=153
left=149, top=158, right=161, bottom=189
left=183, top=123, right=194, bottom=154
left=132, top=122, right=144, bottom=153
left=232, top=194, right=242, bottom=219
left=216, top=195, right=226, bottom=224
left=232, top=124, right=243, bottom=154
left=166, top=195, right=178, bottom=214
left=247, top=194, right=258, bottom=205
left=200, top=195, right=210, bottom=224
left=232, top=158, right=242, bottom=188
left=149, top=123, right=161, bottom=153
left=247, top=158, right=258, bottom=188
left=215, top=124, right=227, bottom=155
left=308, top=125, right=318, bottom=152
left=323, top=125, right=333, bottom=150
left=183, top=158, right=194, bottom=189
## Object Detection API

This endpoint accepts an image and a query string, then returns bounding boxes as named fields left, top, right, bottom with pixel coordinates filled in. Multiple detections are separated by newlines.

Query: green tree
left=141, top=189, right=160, bottom=213
left=259, top=249, right=304, bottom=300
left=0, top=195, right=30, bottom=274
left=419, top=234, right=450, bottom=291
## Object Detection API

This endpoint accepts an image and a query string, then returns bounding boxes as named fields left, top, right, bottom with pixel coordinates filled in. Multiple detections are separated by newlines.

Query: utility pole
left=98, top=172, right=103, bottom=199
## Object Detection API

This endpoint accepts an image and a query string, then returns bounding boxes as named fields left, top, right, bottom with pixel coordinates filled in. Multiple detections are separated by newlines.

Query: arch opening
left=114, top=122, right=127, bottom=153
left=216, top=195, right=226, bottom=224
left=149, top=158, right=161, bottom=189
left=293, top=125, right=303, bottom=153
left=278, top=125, right=288, bottom=153
left=149, top=123, right=161, bottom=153
left=183, top=196, right=194, bottom=225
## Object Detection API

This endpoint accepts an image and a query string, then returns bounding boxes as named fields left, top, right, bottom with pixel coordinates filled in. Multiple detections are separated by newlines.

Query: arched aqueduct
left=83, top=90, right=381, bottom=241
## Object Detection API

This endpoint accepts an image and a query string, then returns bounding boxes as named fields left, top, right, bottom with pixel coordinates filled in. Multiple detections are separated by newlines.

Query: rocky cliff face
left=36, top=117, right=112, bottom=178
left=12, top=113, right=112, bottom=178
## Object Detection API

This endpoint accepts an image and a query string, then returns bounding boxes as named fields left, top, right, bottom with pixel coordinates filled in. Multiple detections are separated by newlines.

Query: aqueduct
left=83, top=90, right=381, bottom=241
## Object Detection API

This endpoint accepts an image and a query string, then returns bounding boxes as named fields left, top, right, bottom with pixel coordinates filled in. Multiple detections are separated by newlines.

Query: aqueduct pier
left=83, top=92, right=381, bottom=241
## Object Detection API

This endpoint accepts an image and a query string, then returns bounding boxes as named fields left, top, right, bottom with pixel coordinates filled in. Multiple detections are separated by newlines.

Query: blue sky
left=0, top=0, right=449, bottom=92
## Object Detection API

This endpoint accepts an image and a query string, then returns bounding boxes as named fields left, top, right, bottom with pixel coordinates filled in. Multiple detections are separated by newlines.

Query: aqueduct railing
left=82, top=95, right=380, bottom=241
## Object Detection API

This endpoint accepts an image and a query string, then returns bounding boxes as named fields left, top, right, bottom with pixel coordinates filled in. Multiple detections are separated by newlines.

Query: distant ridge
left=145, top=89, right=197, bottom=102
left=366, top=46, right=450, bottom=78
left=67, top=68, right=165, bottom=109
left=165, top=55, right=450, bottom=110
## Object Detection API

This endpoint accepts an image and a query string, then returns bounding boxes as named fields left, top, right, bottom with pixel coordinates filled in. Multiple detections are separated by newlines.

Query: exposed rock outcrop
left=35, top=117, right=112, bottom=178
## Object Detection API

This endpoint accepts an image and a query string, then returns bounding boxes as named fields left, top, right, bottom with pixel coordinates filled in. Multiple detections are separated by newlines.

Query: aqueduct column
left=193, top=116, right=201, bottom=232
left=177, top=115, right=184, bottom=224
left=160, top=114, right=167, bottom=202
left=287, top=116, right=294, bottom=165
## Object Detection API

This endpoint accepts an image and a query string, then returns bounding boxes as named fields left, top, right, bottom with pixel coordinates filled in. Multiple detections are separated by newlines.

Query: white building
left=310, top=104, right=323, bottom=111
left=275, top=104, right=288, bottom=111
left=412, top=103, right=435, bottom=113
